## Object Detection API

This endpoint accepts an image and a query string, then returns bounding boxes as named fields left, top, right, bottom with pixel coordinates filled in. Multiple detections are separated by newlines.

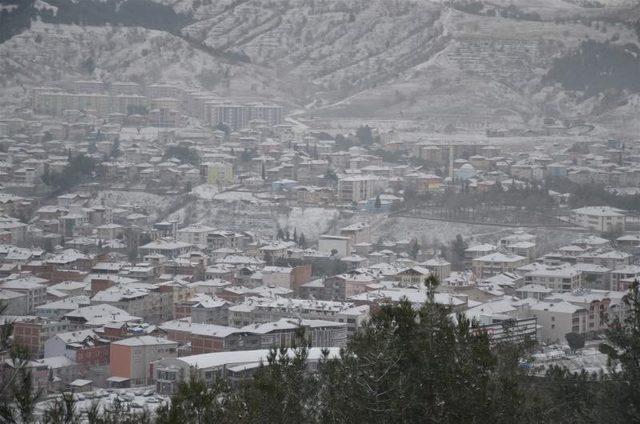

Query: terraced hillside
left=1, top=0, right=639, bottom=133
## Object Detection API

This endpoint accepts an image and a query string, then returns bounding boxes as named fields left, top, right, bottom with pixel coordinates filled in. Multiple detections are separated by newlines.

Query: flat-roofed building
left=110, top=336, right=178, bottom=386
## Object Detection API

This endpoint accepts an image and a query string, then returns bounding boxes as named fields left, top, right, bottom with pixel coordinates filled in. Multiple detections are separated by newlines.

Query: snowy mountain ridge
left=1, top=0, right=639, bottom=133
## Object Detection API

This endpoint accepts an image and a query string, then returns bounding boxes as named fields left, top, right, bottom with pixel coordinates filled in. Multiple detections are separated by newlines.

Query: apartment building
left=110, top=336, right=178, bottom=386
left=611, top=265, right=640, bottom=291
left=154, top=348, right=340, bottom=395
left=339, top=222, right=371, bottom=245
left=227, top=297, right=369, bottom=338
left=570, top=206, right=626, bottom=232
left=530, top=301, right=588, bottom=344
left=13, top=318, right=70, bottom=358
left=523, top=264, right=583, bottom=292
left=91, top=284, right=174, bottom=324
left=318, top=235, right=352, bottom=258
left=35, top=92, right=147, bottom=117
left=204, top=162, right=234, bottom=185
left=0, top=289, right=29, bottom=315
left=35, top=296, right=92, bottom=320
left=0, top=276, right=48, bottom=313
left=44, top=329, right=110, bottom=366
left=337, top=175, right=382, bottom=203
left=177, top=224, right=216, bottom=247
left=546, top=290, right=626, bottom=335
left=472, top=252, right=529, bottom=278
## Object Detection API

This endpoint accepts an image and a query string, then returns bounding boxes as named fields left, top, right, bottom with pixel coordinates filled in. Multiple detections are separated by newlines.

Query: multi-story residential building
left=204, top=101, right=283, bottom=129
left=44, top=329, right=110, bottom=366
left=611, top=265, right=640, bottom=291
left=138, top=239, right=192, bottom=258
left=35, top=296, right=92, bottom=320
left=0, top=276, right=48, bottom=313
left=339, top=222, right=371, bottom=245
left=394, top=266, right=431, bottom=286
left=13, top=318, right=70, bottom=358
left=579, top=250, right=633, bottom=270
left=13, top=168, right=37, bottom=185
left=177, top=224, right=216, bottom=247
left=176, top=294, right=230, bottom=325
left=154, top=347, right=340, bottom=395
left=523, top=264, right=583, bottom=292
left=91, top=283, right=174, bottom=324
left=337, top=175, right=381, bottom=203
left=248, top=103, right=284, bottom=127
left=0, top=216, right=28, bottom=244
left=160, top=318, right=347, bottom=354
left=241, top=318, right=347, bottom=350
left=96, top=224, right=125, bottom=240
left=464, top=244, right=497, bottom=267
left=62, top=304, right=141, bottom=328
left=204, top=162, right=234, bottom=185
left=570, top=206, right=626, bottom=232
left=159, top=319, right=242, bottom=355
left=146, top=84, right=185, bottom=100
left=318, top=235, right=352, bottom=258
left=530, top=301, right=588, bottom=344
left=35, top=92, right=148, bottom=117
left=110, top=336, right=178, bottom=386
left=0, top=289, right=29, bottom=315
left=572, top=263, right=611, bottom=290
left=422, top=257, right=452, bottom=282
left=472, top=252, right=529, bottom=279
left=227, top=297, right=369, bottom=338
left=545, top=289, right=627, bottom=335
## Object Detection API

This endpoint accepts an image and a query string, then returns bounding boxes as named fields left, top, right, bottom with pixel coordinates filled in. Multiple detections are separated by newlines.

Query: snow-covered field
left=374, top=216, right=584, bottom=251
left=90, top=190, right=176, bottom=220
left=277, top=207, right=340, bottom=241
left=190, top=183, right=219, bottom=200
left=35, top=386, right=168, bottom=420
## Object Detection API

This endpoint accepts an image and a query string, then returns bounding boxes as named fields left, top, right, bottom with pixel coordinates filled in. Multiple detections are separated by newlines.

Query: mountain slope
left=1, top=0, right=639, bottom=133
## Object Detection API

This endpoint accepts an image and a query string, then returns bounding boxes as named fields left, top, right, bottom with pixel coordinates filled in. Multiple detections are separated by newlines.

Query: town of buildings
left=0, top=79, right=638, bottom=411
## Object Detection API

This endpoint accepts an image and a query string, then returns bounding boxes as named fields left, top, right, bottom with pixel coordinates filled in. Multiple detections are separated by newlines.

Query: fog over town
left=0, top=0, right=640, bottom=422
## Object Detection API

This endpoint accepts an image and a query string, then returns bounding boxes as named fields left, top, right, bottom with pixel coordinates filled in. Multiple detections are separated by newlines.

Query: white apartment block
left=34, top=92, right=147, bottom=117
left=523, top=264, right=583, bottom=292
left=472, top=252, right=529, bottom=279
left=337, top=175, right=383, bottom=203
left=177, top=225, right=216, bottom=247
left=531, top=301, right=588, bottom=344
left=570, top=206, right=626, bottom=232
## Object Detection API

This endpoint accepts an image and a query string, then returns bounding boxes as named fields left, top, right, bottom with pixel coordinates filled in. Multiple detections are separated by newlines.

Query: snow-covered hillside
left=1, top=0, right=639, bottom=133
left=0, top=20, right=286, bottom=106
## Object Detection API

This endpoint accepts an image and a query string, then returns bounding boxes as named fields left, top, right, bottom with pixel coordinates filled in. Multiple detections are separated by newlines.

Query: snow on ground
left=213, top=190, right=259, bottom=203
left=190, top=184, right=219, bottom=200
left=119, top=126, right=169, bottom=142
left=35, top=386, right=168, bottom=419
left=374, top=216, right=582, bottom=250
left=90, top=190, right=175, bottom=220
left=277, top=207, right=339, bottom=241
left=531, top=346, right=611, bottom=375
left=166, top=205, right=189, bottom=224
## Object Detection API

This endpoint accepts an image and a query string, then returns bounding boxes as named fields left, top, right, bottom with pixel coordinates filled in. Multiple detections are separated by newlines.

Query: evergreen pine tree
left=374, top=194, right=382, bottom=210
left=599, top=279, right=640, bottom=422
